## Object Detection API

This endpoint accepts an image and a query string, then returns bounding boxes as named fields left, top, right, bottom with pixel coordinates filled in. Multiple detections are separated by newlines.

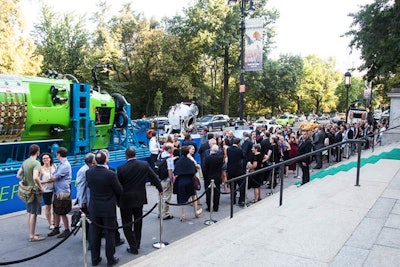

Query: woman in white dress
left=39, top=153, right=56, bottom=229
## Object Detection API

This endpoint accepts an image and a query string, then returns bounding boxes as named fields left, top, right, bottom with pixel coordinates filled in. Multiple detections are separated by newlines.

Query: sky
left=20, top=0, right=373, bottom=75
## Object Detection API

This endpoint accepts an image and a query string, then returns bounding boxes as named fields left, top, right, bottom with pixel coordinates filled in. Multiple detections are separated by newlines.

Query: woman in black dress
left=174, top=146, right=202, bottom=222
left=247, top=144, right=265, bottom=202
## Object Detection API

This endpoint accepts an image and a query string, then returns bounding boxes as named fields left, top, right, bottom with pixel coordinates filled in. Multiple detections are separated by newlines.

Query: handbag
left=53, top=193, right=72, bottom=215
left=193, top=175, right=201, bottom=191
left=17, top=180, right=40, bottom=203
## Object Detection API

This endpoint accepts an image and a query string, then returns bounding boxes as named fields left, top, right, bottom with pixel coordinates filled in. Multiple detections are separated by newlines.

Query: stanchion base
left=204, top=219, right=217, bottom=226
left=153, top=242, right=169, bottom=249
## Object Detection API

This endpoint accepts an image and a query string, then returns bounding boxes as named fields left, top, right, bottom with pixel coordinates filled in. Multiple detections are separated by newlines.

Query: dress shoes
left=107, top=257, right=119, bottom=267
left=127, top=247, right=139, bottom=255
left=238, top=202, right=245, bottom=207
left=313, top=166, right=322, bottom=169
left=115, top=238, right=125, bottom=247
left=92, top=257, right=102, bottom=266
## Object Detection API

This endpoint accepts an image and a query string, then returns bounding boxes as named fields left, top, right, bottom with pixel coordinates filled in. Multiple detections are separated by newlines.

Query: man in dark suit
left=297, top=130, right=313, bottom=185
left=333, top=126, right=344, bottom=162
left=241, top=132, right=253, bottom=168
left=86, top=151, right=122, bottom=267
left=313, top=126, right=326, bottom=169
left=117, top=148, right=163, bottom=255
left=198, top=133, right=214, bottom=166
left=202, top=145, right=224, bottom=212
left=182, top=133, right=197, bottom=153
left=226, top=138, right=245, bottom=206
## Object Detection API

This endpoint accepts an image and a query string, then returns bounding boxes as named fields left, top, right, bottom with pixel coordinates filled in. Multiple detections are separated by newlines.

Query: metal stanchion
left=81, top=213, right=88, bottom=267
left=296, top=163, right=301, bottom=178
left=243, top=173, right=249, bottom=208
left=153, top=194, right=168, bottom=249
left=204, top=179, right=217, bottom=226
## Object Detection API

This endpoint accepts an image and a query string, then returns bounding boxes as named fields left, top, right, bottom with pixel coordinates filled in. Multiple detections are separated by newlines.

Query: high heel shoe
left=180, top=214, right=186, bottom=222
left=195, top=208, right=203, bottom=218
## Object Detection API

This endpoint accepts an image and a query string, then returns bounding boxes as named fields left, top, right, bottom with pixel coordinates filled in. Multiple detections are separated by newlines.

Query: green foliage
left=32, top=4, right=89, bottom=80
left=0, top=0, right=42, bottom=75
left=298, top=55, right=340, bottom=114
left=346, top=0, right=399, bottom=103
left=247, top=54, right=303, bottom=116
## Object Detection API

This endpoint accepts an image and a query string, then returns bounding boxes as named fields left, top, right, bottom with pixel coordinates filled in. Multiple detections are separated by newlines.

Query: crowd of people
left=16, top=118, right=387, bottom=266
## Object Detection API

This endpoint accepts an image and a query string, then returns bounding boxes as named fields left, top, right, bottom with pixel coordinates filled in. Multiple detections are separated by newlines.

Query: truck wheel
left=112, top=93, right=125, bottom=112
left=115, top=111, right=128, bottom=128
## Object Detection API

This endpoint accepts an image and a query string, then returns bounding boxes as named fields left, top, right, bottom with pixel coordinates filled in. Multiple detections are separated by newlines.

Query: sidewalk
left=124, top=143, right=400, bottom=267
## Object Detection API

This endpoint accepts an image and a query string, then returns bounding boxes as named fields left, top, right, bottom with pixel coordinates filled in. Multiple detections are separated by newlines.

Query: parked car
left=275, top=114, right=296, bottom=126
left=373, top=109, right=382, bottom=120
left=233, top=117, right=248, bottom=126
left=151, top=116, right=169, bottom=130
left=265, top=120, right=283, bottom=132
left=222, top=115, right=236, bottom=126
left=380, top=109, right=390, bottom=122
left=196, top=114, right=228, bottom=131
left=252, top=117, right=270, bottom=128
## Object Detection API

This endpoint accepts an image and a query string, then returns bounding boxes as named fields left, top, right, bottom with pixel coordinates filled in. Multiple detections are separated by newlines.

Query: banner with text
left=364, top=80, right=372, bottom=99
left=245, top=18, right=264, bottom=72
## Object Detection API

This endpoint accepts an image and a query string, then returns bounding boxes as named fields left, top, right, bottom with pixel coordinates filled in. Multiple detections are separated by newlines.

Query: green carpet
left=294, top=148, right=400, bottom=185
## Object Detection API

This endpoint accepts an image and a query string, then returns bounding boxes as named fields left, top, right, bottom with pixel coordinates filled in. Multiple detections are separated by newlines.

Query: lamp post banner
left=245, top=18, right=263, bottom=72
left=364, top=80, right=372, bottom=99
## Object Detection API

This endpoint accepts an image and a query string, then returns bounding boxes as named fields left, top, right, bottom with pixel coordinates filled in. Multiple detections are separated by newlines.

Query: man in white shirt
left=149, top=131, right=161, bottom=171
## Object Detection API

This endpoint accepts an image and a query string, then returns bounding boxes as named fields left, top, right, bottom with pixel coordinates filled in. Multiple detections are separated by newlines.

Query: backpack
left=154, top=155, right=169, bottom=180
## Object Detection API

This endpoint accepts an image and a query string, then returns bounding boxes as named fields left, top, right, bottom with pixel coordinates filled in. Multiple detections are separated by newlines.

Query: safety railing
left=226, top=124, right=400, bottom=218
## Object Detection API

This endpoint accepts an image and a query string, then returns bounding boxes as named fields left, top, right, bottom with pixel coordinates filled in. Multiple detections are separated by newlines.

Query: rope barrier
left=165, top=187, right=209, bottom=206
left=88, top=201, right=159, bottom=230
left=0, top=225, right=78, bottom=265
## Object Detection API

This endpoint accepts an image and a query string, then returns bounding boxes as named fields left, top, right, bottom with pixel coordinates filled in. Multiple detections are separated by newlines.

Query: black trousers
left=204, top=178, right=221, bottom=211
left=301, top=163, right=310, bottom=185
left=228, top=173, right=245, bottom=203
left=120, top=206, right=143, bottom=249
left=90, top=216, right=116, bottom=264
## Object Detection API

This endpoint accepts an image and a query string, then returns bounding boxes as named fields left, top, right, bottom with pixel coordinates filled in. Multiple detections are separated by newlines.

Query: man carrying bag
left=16, top=144, right=45, bottom=242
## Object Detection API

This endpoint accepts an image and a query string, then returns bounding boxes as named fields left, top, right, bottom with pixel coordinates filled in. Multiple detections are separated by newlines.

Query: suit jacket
left=241, top=139, right=253, bottom=164
left=117, top=159, right=162, bottom=209
left=86, top=165, right=122, bottom=217
left=226, top=145, right=245, bottom=177
left=334, top=131, right=343, bottom=144
left=297, top=138, right=313, bottom=164
left=198, top=142, right=210, bottom=165
left=202, top=153, right=224, bottom=183
left=313, top=130, right=326, bottom=149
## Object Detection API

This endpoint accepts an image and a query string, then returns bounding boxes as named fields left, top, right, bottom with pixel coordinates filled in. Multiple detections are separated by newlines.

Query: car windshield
left=198, top=116, right=212, bottom=122
left=278, top=115, right=288, bottom=119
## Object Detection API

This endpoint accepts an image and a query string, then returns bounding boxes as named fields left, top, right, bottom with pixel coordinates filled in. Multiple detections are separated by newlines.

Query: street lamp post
left=344, top=71, right=352, bottom=116
left=229, top=0, right=255, bottom=124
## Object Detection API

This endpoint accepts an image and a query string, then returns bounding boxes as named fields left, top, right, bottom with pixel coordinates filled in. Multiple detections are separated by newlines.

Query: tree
left=32, top=4, right=89, bottom=80
left=346, top=0, right=400, bottom=89
left=247, top=54, right=303, bottom=116
left=298, top=55, right=340, bottom=115
left=0, top=0, right=42, bottom=75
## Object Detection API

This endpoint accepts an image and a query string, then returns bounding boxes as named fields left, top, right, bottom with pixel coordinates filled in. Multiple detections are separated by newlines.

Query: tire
left=115, top=111, right=128, bottom=128
left=112, top=93, right=125, bottom=112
